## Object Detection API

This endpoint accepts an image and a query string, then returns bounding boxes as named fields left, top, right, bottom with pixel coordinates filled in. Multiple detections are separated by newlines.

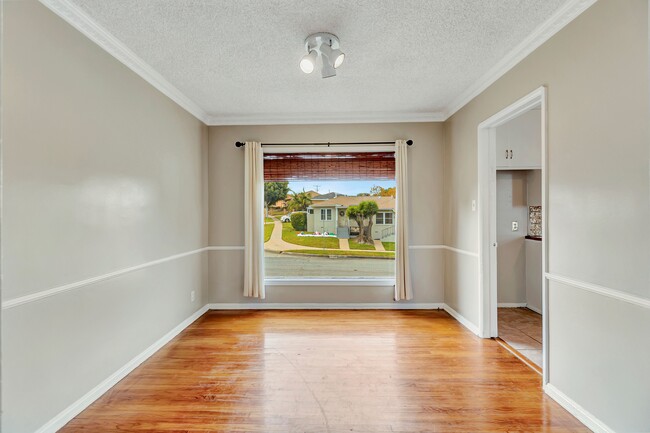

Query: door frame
left=477, top=86, right=549, bottom=384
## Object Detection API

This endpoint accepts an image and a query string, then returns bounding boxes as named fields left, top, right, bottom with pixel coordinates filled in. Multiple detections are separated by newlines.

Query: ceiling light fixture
left=300, top=32, right=345, bottom=78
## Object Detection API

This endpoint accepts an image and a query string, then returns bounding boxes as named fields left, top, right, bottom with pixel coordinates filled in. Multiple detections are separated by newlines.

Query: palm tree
left=288, top=189, right=313, bottom=211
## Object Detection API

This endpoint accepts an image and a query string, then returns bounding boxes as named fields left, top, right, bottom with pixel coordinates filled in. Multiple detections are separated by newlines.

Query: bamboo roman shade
left=263, top=152, right=395, bottom=181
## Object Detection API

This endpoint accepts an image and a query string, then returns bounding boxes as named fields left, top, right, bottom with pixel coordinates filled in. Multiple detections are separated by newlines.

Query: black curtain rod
left=234, top=140, right=413, bottom=148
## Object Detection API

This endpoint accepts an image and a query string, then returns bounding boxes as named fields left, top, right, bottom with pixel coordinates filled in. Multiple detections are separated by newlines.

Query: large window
left=263, top=151, right=396, bottom=281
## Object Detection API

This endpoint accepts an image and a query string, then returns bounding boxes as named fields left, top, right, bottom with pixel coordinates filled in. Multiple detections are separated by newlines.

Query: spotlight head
left=300, top=33, right=344, bottom=78
left=332, top=49, right=345, bottom=68
left=320, top=43, right=345, bottom=69
left=300, top=50, right=317, bottom=74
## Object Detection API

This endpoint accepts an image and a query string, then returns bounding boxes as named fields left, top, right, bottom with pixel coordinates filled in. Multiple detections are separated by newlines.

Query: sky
left=288, top=180, right=395, bottom=196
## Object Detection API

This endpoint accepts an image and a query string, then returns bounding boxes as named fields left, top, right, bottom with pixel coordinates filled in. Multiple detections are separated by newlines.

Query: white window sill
left=264, top=278, right=396, bottom=286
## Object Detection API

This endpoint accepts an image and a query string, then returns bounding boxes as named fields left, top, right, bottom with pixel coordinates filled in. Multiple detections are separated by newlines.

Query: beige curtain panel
left=394, top=140, right=413, bottom=301
left=243, top=141, right=265, bottom=298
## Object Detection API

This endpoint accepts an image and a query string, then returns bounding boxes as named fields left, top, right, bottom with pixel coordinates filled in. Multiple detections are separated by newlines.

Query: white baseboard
left=526, top=305, right=542, bottom=315
left=442, top=304, right=480, bottom=336
left=207, top=302, right=444, bottom=310
left=544, top=384, right=614, bottom=433
left=35, top=305, right=209, bottom=433
left=497, top=303, right=528, bottom=308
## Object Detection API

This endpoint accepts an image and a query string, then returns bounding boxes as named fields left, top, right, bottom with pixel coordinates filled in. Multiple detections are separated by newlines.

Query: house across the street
left=307, top=196, right=395, bottom=241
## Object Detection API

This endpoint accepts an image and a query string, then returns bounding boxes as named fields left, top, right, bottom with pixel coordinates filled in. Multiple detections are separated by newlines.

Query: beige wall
left=496, top=171, right=528, bottom=304
left=4, top=0, right=649, bottom=432
left=208, top=123, right=444, bottom=304
left=443, top=0, right=649, bottom=430
left=1, top=2, right=209, bottom=432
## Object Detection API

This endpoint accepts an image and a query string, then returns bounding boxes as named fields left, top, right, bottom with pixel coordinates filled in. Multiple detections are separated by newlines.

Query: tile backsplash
left=529, top=206, right=542, bottom=237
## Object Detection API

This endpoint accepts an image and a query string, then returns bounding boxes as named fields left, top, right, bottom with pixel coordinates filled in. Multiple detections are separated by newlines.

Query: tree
left=288, top=189, right=313, bottom=212
left=346, top=205, right=362, bottom=238
left=346, top=200, right=379, bottom=245
left=264, top=182, right=290, bottom=215
left=370, top=185, right=396, bottom=197
left=356, top=192, right=370, bottom=196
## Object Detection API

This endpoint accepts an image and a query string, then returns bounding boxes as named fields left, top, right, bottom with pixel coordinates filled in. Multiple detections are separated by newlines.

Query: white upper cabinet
left=496, top=109, right=541, bottom=169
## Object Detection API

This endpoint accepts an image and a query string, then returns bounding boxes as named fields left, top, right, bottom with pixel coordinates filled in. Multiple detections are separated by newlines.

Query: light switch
left=512, top=221, right=519, bottom=231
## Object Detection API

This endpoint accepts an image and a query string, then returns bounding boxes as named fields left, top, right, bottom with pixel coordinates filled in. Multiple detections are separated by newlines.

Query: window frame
left=376, top=211, right=393, bottom=225
left=320, top=208, right=333, bottom=221
left=262, top=144, right=397, bottom=286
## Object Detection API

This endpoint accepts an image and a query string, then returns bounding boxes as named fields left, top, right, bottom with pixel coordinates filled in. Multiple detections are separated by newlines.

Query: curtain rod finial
left=235, top=141, right=245, bottom=148
left=406, top=140, right=413, bottom=146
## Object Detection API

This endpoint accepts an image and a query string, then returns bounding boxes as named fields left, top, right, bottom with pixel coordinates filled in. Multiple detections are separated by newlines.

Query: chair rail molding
left=545, top=273, right=650, bottom=309
left=2, top=247, right=209, bottom=310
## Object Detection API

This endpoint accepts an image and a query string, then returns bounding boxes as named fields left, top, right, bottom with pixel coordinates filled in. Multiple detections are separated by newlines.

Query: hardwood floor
left=498, top=307, right=543, bottom=368
left=62, top=310, right=586, bottom=432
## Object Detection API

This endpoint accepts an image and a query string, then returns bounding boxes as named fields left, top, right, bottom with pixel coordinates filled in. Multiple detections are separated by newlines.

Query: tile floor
left=498, top=307, right=543, bottom=368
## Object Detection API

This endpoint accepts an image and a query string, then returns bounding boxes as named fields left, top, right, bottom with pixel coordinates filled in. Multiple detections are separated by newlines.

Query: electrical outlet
left=512, top=221, right=519, bottom=231
left=191, top=291, right=196, bottom=302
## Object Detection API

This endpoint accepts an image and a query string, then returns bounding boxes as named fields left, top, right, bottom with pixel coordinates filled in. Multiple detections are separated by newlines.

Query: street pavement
left=265, top=251, right=395, bottom=278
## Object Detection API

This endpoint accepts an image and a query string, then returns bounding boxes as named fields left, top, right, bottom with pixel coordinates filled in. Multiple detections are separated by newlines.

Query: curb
left=279, top=251, right=395, bottom=260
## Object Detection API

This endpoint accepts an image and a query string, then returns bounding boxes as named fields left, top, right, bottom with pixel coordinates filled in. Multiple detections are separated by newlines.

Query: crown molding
left=38, top=0, right=211, bottom=124
left=205, top=111, right=446, bottom=126
left=443, top=0, right=598, bottom=119
left=40, top=0, right=596, bottom=126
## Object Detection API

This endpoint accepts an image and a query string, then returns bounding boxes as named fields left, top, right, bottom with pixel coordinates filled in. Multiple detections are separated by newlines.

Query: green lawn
left=265, top=217, right=274, bottom=223
left=281, top=223, right=340, bottom=249
left=284, top=249, right=395, bottom=258
left=348, top=238, right=376, bottom=250
left=264, top=223, right=274, bottom=242
left=382, top=242, right=395, bottom=251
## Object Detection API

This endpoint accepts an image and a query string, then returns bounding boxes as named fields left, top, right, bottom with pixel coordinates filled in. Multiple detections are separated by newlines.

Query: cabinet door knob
left=505, top=149, right=509, bottom=159
left=509, top=149, right=513, bottom=159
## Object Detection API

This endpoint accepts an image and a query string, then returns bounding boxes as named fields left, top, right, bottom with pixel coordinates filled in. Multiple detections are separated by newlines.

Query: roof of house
left=312, top=192, right=345, bottom=200
left=309, top=196, right=395, bottom=210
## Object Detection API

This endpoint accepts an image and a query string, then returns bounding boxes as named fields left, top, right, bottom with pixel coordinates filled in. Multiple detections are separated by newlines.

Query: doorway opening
left=477, top=87, right=548, bottom=384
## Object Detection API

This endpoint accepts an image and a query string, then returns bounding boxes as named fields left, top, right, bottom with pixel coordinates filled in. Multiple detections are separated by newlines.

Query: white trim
left=206, top=246, right=245, bottom=251
left=544, top=384, right=615, bottom=433
left=546, top=273, right=650, bottom=309
left=526, top=305, right=543, bottom=315
left=207, top=111, right=445, bottom=126
left=444, top=0, right=597, bottom=119
left=39, top=0, right=596, bottom=126
left=264, top=278, right=396, bottom=287
left=408, top=244, right=444, bottom=250
left=38, top=0, right=210, bottom=124
left=35, top=305, right=209, bottom=433
left=408, top=245, right=479, bottom=258
left=408, top=245, right=444, bottom=250
left=442, top=304, right=480, bottom=336
left=497, top=303, right=528, bottom=308
left=495, top=338, right=542, bottom=376
left=207, top=302, right=444, bottom=310
left=2, top=248, right=208, bottom=310
left=477, top=86, right=549, bottom=384
left=442, top=245, right=479, bottom=258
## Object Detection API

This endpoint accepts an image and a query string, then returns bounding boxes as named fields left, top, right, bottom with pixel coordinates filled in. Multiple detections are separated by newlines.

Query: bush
left=290, top=212, right=307, bottom=231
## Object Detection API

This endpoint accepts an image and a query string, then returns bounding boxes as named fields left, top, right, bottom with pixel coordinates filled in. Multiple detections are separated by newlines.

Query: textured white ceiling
left=71, top=0, right=567, bottom=123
